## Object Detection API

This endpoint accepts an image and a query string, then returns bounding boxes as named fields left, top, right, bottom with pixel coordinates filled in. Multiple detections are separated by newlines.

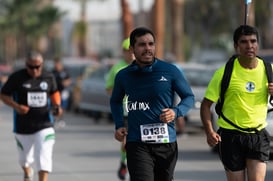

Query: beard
left=135, top=52, right=155, bottom=65
left=137, top=58, right=154, bottom=65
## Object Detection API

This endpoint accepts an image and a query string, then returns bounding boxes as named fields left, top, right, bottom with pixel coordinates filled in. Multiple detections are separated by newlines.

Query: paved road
left=0, top=102, right=273, bottom=181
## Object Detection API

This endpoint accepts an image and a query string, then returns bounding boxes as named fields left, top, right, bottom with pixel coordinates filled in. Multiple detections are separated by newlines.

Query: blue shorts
left=126, top=142, right=177, bottom=181
left=217, top=128, right=270, bottom=171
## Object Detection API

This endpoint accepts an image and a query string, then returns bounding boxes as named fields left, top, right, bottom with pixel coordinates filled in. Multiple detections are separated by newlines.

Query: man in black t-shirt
left=1, top=51, right=63, bottom=181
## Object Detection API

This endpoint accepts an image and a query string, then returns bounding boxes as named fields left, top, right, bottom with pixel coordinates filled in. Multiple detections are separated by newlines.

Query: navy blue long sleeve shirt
left=110, top=59, right=194, bottom=143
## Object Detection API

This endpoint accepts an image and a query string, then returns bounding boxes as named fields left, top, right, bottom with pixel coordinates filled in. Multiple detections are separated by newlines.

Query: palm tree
left=72, top=0, right=88, bottom=57
left=72, top=0, right=134, bottom=57
left=152, top=0, right=165, bottom=59
left=152, top=0, right=185, bottom=62
left=120, top=0, right=134, bottom=38
left=0, top=0, right=64, bottom=62
left=170, top=0, right=185, bottom=62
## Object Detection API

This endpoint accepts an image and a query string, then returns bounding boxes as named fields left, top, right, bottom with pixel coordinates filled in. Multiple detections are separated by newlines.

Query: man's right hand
left=16, top=104, right=30, bottom=114
left=206, top=131, right=221, bottom=147
left=115, top=127, right=128, bottom=142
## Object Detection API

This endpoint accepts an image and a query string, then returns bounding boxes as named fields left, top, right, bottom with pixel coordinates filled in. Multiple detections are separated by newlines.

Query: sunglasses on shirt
left=26, top=64, right=42, bottom=70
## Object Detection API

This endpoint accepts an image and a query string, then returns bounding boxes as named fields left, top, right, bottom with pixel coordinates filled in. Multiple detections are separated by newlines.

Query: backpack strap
left=219, top=55, right=236, bottom=103
left=215, top=55, right=236, bottom=115
left=221, top=113, right=262, bottom=132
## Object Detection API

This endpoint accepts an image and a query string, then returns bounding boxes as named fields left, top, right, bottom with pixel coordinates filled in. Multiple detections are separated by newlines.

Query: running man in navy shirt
left=110, top=27, right=194, bottom=181
left=1, top=51, right=63, bottom=181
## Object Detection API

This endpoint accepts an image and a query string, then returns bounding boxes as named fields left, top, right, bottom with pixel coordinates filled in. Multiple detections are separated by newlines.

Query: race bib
left=140, top=123, right=169, bottom=143
left=27, top=92, right=47, bottom=107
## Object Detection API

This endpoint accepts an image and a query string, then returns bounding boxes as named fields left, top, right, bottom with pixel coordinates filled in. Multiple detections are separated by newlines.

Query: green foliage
left=255, top=1, right=272, bottom=27
left=73, top=20, right=88, bottom=40
left=184, top=0, right=272, bottom=49
left=0, top=0, right=65, bottom=46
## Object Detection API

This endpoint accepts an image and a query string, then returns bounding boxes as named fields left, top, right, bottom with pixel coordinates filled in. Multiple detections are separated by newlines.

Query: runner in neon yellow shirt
left=200, top=25, right=273, bottom=181
left=206, top=57, right=268, bottom=130
left=105, top=38, right=135, bottom=180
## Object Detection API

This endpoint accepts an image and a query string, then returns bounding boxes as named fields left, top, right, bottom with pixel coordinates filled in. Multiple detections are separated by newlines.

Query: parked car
left=71, top=65, right=112, bottom=121
left=189, top=49, right=228, bottom=65
left=60, top=58, right=99, bottom=110
left=174, top=63, right=219, bottom=128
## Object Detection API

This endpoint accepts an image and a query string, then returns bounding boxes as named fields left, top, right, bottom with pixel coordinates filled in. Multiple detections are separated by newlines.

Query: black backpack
left=215, top=55, right=273, bottom=132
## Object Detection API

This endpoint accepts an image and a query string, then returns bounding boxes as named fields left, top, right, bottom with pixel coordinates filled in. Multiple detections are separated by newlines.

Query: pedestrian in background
left=52, top=57, right=71, bottom=110
left=52, top=57, right=71, bottom=127
left=200, top=25, right=272, bottom=181
left=0, top=51, right=63, bottom=181
left=105, top=37, right=135, bottom=180
left=110, top=27, right=194, bottom=181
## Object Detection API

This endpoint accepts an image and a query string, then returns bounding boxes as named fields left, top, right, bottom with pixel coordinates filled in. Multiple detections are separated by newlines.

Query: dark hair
left=129, top=27, right=155, bottom=47
left=233, top=25, right=259, bottom=44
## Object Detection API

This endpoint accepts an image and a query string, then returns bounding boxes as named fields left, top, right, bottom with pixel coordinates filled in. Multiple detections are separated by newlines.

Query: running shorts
left=217, top=127, right=270, bottom=171
left=15, top=127, right=55, bottom=172
left=126, top=142, right=177, bottom=181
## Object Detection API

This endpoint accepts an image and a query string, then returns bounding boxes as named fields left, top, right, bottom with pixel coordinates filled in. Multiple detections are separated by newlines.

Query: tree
left=72, top=0, right=88, bottom=57
left=183, top=0, right=273, bottom=53
left=170, top=0, right=185, bottom=62
left=72, top=16, right=88, bottom=57
left=0, top=0, right=64, bottom=63
left=120, top=0, right=134, bottom=38
left=254, top=0, right=273, bottom=48
left=152, top=0, right=165, bottom=59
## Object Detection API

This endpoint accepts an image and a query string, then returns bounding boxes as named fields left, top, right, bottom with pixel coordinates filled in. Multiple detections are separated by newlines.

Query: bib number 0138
left=140, top=123, right=169, bottom=143
left=143, top=127, right=166, bottom=135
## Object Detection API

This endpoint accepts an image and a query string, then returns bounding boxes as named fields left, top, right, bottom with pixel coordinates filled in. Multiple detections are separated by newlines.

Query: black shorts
left=217, top=128, right=270, bottom=171
left=126, top=142, right=178, bottom=181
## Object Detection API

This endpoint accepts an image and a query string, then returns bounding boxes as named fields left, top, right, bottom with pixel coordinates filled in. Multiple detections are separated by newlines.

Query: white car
left=174, top=63, right=220, bottom=128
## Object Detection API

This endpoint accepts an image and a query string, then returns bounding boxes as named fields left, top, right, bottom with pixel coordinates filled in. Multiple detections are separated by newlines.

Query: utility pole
left=241, top=0, right=255, bottom=25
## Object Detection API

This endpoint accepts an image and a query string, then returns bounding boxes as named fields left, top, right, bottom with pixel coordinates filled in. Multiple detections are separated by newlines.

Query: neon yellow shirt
left=105, top=60, right=129, bottom=116
left=105, top=60, right=129, bottom=90
left=205, top=58, right=269, bottom=131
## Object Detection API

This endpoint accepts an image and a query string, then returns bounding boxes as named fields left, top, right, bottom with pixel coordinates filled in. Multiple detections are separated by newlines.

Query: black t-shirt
left=1, top=69, right=58, bottom=134
left=52, top=69, right=70, bottom=92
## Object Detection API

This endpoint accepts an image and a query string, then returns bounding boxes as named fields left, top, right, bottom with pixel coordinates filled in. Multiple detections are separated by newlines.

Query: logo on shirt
left=23, top=83, right=31, bottom=89
left=245, top=82, right=255, bottom=92
left=124, top=95, right=150, bottom=112
left=159, top=76, right=168, bottom=81
left=40, top=81, right=48, bottom=90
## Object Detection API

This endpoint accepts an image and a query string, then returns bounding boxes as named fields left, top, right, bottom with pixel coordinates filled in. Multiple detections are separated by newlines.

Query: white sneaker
left=24, top=167, right=34, bottom=181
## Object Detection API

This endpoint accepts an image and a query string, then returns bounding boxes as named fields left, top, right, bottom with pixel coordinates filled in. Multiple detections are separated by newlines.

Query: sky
left=53, top=0, right=154, bottom=21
